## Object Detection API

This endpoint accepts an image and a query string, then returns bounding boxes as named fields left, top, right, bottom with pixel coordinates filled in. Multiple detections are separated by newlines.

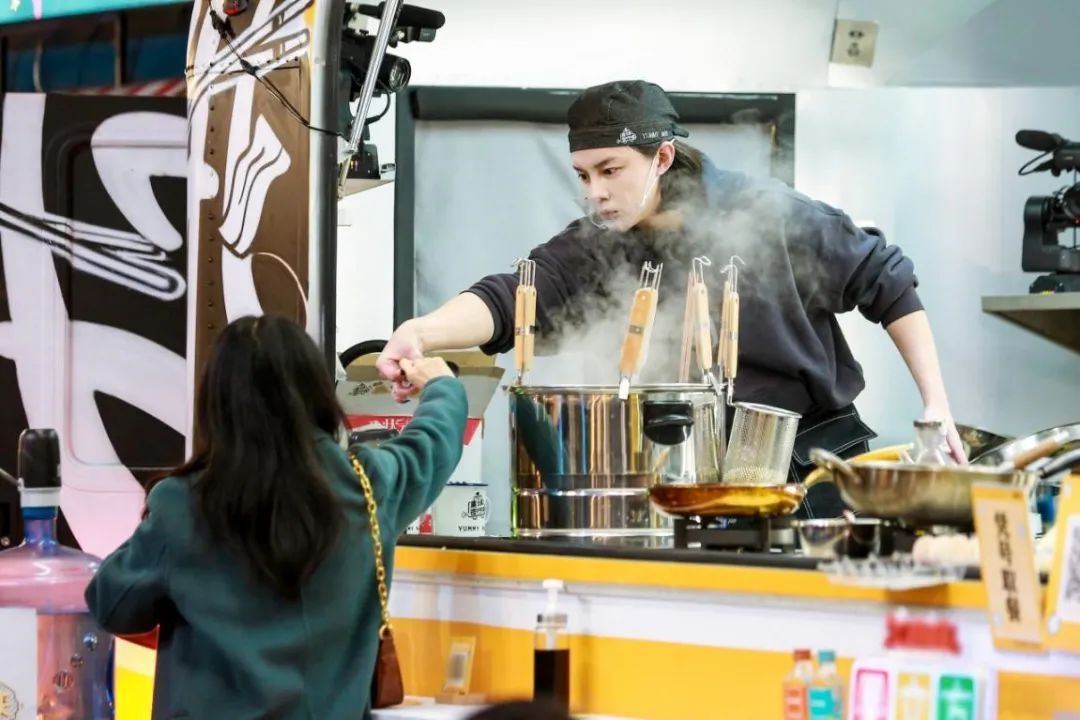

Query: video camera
left=339, top=2, right=445, bottom=184
left=341, top=2, right=443, bottom=100
left=1016, top=129, right=1080, bottom=293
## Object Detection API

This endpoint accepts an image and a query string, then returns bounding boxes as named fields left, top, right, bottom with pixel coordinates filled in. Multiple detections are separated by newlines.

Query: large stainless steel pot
left=509, top=384, right=723, bottom=538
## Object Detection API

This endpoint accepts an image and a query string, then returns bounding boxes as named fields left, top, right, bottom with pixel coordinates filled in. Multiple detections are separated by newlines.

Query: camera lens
left=1062, top=184, right=1080, bottom=221
left=380, top=56, right=411, bottom=93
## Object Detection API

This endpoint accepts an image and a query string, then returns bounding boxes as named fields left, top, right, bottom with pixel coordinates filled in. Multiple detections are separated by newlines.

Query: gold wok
left=808, top=447, right=1080, bottom=526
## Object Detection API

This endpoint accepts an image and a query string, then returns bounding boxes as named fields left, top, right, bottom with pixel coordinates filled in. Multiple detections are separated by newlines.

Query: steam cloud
left=527, top=162, right=831, bottom=388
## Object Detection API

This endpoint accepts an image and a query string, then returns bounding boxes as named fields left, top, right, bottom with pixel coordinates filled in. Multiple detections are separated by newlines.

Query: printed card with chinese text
left=1045, top=475, right=1080, bottom=653
left=972, top=483, right=1045, bottom=652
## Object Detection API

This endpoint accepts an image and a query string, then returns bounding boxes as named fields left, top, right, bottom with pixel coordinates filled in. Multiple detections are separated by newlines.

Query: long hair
left=633, top=139, right=707, bottom=209
left=173, top=315, right=346, bottom=599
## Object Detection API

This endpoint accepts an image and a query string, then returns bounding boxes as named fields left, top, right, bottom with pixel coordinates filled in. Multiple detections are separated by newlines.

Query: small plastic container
left=782, top=648, right=815, bottom=720
left=809, top=649, right=843, bottom=719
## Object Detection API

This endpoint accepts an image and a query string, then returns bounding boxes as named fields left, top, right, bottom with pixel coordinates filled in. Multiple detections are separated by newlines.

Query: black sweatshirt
left=466, top=162, right=922, bottom=418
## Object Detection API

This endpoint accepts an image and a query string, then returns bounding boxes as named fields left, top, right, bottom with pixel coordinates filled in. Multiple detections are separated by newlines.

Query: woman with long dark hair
left=86, top=315, right=467, bottom=719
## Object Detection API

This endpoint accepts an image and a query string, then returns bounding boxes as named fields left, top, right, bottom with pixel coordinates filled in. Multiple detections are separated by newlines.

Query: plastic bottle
left=533, top=579, right=569, bottom=711
left=783, top=648, right=815, bottom=720
left=809, top=649, right=844, bottom=720
left=0, top=429, right=114, bottom=719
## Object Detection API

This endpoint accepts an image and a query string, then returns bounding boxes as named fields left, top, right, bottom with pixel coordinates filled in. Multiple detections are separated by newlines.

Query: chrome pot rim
left=507, top=383, right=714, bottom=394
left=732, top=401, right=802, bottom=419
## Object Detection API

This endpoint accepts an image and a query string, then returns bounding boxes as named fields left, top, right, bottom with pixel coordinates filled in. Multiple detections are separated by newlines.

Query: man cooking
left=376, top=79, right=965, bottom=517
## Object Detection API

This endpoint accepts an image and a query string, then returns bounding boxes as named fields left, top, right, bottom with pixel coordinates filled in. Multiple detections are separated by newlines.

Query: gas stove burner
left=883, top=523, right=918, bottom=555
left=673, top=515, right=922, bottom=556
left=673, top=515, right=796, bottom=553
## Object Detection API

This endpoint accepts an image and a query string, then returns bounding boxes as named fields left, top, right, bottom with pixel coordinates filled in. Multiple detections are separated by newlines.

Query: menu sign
left=971, top=484, right=1045, bottom=651
left=1045, top=475, right=1080, bottom=653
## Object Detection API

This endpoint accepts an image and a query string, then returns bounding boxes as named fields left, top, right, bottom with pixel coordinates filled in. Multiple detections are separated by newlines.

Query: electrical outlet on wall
left=831, top=19, right=878, bottom=67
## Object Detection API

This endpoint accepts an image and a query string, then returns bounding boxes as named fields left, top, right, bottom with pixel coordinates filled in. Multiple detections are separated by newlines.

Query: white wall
left=398, top=0, right=837, bottom=91
left=389, top=0, right=1080, bottom=92
left=828, top=0, right=997, bottom=87
left=883, top=0, right=1080, bottom=87
left=831, top=0, right=1080, bottom=87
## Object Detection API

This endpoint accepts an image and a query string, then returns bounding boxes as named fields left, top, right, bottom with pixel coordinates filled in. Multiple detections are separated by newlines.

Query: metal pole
left=344, top=0, right=401, bottom=156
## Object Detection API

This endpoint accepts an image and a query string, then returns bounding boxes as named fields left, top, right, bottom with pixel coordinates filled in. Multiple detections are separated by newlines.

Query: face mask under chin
left=581, top=157, right=663, bottom=232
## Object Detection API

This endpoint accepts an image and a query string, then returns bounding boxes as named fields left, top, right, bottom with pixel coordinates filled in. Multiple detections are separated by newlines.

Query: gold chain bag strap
left=349, top=452, right=405, bottom=709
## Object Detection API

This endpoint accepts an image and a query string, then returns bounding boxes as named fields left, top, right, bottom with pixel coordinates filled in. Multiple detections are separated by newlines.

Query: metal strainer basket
left=723, top=402, right=802, bottom=486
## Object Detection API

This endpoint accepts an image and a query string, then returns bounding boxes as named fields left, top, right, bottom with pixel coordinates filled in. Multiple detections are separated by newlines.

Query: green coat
left=86, top=377, right=468, bottom=719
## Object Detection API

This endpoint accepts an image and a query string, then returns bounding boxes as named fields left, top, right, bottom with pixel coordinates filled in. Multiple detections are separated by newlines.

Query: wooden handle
left=717, top=280, right=732, bottom=379
left=717, top=279, right=731, bottom=373
left=722, top=289, right=739, bottom=380
left=1010, top=435, right=1065, bottom=471
left=522, top=286, right=536, bottom=371
left=619, top=288, right=658, bottom=376
left=514, top=286, right=537, bottom=373
left=693, top=283, right=712, bottom=372
left=513, top=286, right=526, bottom=372
left=678, top=275, right=694, bottom=383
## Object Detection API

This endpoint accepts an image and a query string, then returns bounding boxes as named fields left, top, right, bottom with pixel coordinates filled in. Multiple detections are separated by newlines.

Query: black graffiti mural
left=0, top=93, right=187, bottom=550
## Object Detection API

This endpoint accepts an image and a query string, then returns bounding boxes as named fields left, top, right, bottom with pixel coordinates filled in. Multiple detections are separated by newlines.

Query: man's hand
left=923, top=405, right=968, bottom=464
left=376, top=322, right=424, bottom=402
left=885, top=312, right=967, bottom=464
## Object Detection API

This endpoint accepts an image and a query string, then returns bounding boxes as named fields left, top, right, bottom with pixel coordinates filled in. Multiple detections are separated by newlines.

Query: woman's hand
left=399, top=357, right=455, bottom=392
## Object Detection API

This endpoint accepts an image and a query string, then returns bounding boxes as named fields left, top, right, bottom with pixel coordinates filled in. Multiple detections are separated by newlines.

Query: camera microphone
left=358, top=3, right=445, bottom=29
left=1016, top=129, right=1064, bottom=152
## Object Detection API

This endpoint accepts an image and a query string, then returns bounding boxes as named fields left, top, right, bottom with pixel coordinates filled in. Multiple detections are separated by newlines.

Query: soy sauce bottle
left=533, top=579, right=569, bottom=711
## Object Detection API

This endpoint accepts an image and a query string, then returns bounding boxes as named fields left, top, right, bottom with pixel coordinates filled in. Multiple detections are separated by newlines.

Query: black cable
left=251, top=65, right=343, bottom=139
left=1018, top=150, right=1053, bottom=176
left=366, top=93, right=391, bottom=125
left=209, top=9, right=345, bottom=139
